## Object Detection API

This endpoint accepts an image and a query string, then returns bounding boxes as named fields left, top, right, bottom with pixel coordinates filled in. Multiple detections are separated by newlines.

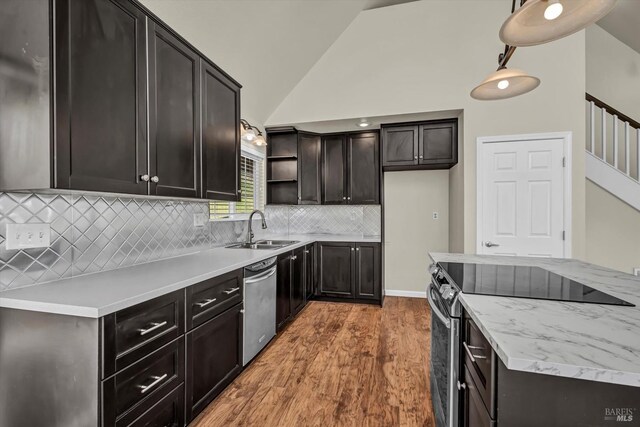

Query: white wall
left=384, top=170, right=449, bottom=293
left=587, top=25, right=640, bottom=121
left=586, top=181, right=640, bottom=274
left=267, top=1, right=587, bottom=264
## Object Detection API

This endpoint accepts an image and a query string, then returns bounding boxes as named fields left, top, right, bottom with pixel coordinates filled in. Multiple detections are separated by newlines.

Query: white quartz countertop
left=430, top=253, right=640, bottom=387
left=0, top=234, right=380, bottom=318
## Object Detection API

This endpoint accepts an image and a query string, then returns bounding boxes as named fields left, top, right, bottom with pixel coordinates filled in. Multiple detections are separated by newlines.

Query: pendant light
left=500, top=0, right=617, bottom=47
left=471, top=67, right=540, bottom=100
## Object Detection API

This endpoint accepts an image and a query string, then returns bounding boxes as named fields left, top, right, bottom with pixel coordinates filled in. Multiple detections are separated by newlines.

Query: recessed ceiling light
left=358, top=119, right=370, bottom=127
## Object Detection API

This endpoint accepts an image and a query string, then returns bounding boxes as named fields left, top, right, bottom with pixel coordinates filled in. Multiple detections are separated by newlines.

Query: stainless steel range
left=427, top=263, right=462, bottom=427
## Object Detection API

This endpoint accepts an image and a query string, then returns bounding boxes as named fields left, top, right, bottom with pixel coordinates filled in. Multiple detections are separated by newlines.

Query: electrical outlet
left=634, top=268, right=640, bottom=276
left=193, top=214, right=208, bottom=228
left=432, top=211, right=439, bottom=220
left=5, top=223, right=51, bottom=250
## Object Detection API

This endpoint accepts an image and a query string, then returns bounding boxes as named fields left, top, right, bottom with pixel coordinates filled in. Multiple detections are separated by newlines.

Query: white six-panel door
left=477, top=134, right=570, bottom=257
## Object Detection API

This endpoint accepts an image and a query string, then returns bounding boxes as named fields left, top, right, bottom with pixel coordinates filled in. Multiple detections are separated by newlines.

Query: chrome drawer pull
left=463, top=342, right=487, bottom=363
left=137, top=373, right=168, bottom=394
left=195, top=298, right=217, bottom=308
left=138, top=321, right=168, bottom=336
left=223, top=287, right=240, bottom=295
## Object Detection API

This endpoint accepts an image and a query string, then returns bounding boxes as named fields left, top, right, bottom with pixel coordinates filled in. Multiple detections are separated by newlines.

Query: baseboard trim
left=384, top=290, right=426, bottom=299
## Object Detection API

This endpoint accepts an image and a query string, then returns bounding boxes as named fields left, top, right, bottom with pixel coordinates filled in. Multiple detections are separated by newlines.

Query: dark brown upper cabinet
left=322, top=134, right=348, bottom=204
left=298, top=133, right=322, bottom=204
left=148, top=22, right=201, bottom=198
left=382, top=119, right=458, bottom=171
left=348, top=132, right=380, bottom=204
left=381, top=125, right=418, bottom=167
left=201, top=61, right=241, bottom=201
left=55, top=0, right=149, bottom=194
left=266, top=128, right=300, bottom=205
left=1, top=0, right=242, bottom=200
left=323, top=131, right=380, bottom=205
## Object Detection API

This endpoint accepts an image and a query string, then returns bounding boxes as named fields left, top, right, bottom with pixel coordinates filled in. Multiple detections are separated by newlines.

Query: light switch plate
left=634, top=268, right=640, bottom=277
left=5, top=223, right=51, bottom=250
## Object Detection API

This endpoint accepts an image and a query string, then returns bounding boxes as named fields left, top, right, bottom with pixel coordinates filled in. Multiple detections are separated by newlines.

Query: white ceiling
left=597, top=0, right=640, bottom=55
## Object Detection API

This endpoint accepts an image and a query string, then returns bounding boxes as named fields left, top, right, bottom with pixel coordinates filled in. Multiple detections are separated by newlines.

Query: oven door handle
left=427, top=282, right=451, bottom=328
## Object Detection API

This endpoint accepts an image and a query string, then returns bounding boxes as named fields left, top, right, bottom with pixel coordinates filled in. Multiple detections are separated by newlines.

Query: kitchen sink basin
left=225, top=240, right=298, bottom=250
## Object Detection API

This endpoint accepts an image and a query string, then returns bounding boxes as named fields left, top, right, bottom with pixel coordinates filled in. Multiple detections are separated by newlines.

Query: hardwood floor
left=191, top=297, right=434, bottom=427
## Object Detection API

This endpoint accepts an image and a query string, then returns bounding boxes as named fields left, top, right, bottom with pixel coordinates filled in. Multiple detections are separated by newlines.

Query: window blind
left=210, top=151, right=265, bottom=219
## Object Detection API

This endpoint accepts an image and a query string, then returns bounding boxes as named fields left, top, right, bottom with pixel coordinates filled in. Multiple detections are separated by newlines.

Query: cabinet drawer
left=186, top=269, right=243, bottom=329
left=119, top=383, right=185, bottom=427
left=463, top=365, right=496, bottom=427
left=463, top=317, right=496, bottom=418
left=102, top=291, right=185, bottom=377
left=103, top=337, right=185, bottom=427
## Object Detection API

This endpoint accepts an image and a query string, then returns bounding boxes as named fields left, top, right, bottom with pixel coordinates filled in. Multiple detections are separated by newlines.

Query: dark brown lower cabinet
left=304, top=243, right=316, bottom=301
left=276, top=247, right=306, bottom=330
left=317, top=241, right=382, bottom=303
left=185, top=303, right=243, bottom=422
left=462, top=365, right=495, bottom=427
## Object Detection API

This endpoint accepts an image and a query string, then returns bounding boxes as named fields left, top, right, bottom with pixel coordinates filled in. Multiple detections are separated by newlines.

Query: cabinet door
left=419, top=121, right=457, bottom=166
left=185, top=304, right=243, bottom=422
left=382, top=126, right=418, bottom=167
left=318, top=242, right=354, bottom=297
left=201, top=61, right=241, bottom=201
left=276, top=253, right=292, bottom=330
left=355, top=243, right=381, bottom=300
left=304, top=244, right=316, bottom=300
left=349, top=132, right=380, bottom=204
left=55, top=0, right=148, bottom=194
left=148, top=22, right=201, bottom=198
left=322, top=135, right=347, bottom=204
left=290, top=246, right=305, bottom=316
left=298, top=133, right=321, bottom=204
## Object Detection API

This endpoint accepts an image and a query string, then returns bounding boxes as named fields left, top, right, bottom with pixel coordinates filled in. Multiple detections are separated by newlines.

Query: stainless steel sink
left=225, top=240, right=298, bottom=250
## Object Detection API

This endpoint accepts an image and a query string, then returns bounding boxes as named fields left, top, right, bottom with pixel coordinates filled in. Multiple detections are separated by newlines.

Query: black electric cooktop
left=437, top=262, right=635, bottom=307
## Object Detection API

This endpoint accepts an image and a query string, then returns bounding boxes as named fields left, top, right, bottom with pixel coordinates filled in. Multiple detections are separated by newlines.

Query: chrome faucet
left=246, top=210, right=268, bottom=244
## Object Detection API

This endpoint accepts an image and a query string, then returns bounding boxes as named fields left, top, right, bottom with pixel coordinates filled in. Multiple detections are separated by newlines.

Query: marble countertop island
left=0, top=234, right=379, bottom=318
left=430, top=253, right=640, bottom=387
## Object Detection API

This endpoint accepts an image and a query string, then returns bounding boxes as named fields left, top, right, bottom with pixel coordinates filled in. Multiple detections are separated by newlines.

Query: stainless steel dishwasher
left=243, top=256, right=277, bottom=366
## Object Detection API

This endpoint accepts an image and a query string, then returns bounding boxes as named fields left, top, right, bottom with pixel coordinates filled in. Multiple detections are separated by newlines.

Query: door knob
left=484, top=241, right=500, bottom=248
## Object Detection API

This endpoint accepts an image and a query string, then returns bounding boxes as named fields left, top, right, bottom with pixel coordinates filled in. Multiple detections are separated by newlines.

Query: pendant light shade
left=500, top=0, right=617, bottom=47
left=471, top=68, right=540, bottom=100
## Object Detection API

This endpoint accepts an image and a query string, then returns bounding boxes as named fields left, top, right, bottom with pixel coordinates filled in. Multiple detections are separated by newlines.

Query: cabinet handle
left=347, top=196, right=351, bottom=200
left=305, top=250, right=309, bottom=254
left=298, top=196, right=302, bottom=200
left=463, top=342, right=487, bottom=363
left=194, top=298, right=217, bottom=308
left=138, top=321, right=168, bottom=336
left=414, top=156, right=418, bottom=160
left=342, top=197, right=346, bottom=200
left=356, top=248, right=359, bottom=251
left=140, top=174, right=150, bottom=182
left=351, top=248, right=354, bottom=252
left=223, top=287, right=240, bottom=295
left=419, top=155, right=423, bottom=159
left=238, top=189, right=242, bottom=194
left=151, top=176, right=160, bottom=183
left=137, top=373, right=168, bottom=394
left=457, top=381, right=466, bottom=390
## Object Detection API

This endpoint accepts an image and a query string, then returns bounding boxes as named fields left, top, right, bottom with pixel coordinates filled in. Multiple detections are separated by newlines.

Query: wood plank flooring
left=191, top=297, right=434, bottom=427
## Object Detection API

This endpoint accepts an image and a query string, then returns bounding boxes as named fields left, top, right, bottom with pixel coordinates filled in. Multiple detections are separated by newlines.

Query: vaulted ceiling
left=597, top=0, right=640, bottom=55
left=141, top=0, right=418, bottom=126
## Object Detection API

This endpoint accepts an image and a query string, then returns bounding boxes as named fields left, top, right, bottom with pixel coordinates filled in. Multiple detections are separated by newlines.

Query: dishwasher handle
left=244, top=266, right=277, bottom=284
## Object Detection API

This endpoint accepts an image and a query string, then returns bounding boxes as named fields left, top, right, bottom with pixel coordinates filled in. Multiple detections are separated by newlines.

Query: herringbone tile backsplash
left=0, top=192, right=381, bottom=291
left=264, top=205, right=381, bottom=236
left=0, top=192, right=248, bottom=291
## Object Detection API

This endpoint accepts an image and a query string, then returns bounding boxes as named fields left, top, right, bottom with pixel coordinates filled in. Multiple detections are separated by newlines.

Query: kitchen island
left=430, top=253, right=640, bottom=427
